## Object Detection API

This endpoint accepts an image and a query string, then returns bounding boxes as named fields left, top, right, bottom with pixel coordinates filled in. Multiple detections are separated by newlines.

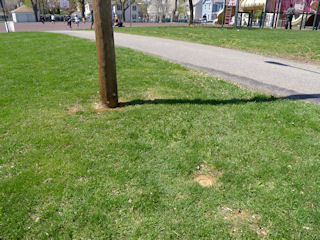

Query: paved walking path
left=52, top=30, right=320, bottom=104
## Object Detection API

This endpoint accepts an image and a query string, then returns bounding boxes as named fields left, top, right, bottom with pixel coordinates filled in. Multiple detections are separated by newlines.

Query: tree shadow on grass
left=120, top=95, right=279, bottom=107
left=120, top=94, right=320, bottom=108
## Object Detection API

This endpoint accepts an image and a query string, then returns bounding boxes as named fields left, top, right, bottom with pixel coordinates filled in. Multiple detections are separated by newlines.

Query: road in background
left=0, top=22, right=186, bottom=33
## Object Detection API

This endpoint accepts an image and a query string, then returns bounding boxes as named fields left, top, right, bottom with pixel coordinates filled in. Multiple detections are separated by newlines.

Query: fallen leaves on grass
left=43, top=178, right=53, bottom=184
left=31, top=215, right=40, bottom=223
left=172, top=230, right=180, bottom=237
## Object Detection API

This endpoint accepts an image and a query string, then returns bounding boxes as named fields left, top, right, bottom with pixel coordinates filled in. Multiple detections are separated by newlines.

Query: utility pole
left=92, top=0, right=118, bottom=108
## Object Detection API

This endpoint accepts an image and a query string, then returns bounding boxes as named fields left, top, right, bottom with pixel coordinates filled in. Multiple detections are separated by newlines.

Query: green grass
left=1, top=32, right=320, bottom=239
left=114, top=26, right=320, bottom=64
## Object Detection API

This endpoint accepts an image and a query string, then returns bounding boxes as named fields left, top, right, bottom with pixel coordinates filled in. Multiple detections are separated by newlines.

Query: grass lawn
left=114, top=26, right=320, bottom=64
left=1, top=32, right=320, bottom=239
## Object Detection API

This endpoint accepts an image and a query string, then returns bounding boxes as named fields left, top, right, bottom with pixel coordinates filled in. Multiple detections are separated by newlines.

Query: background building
left=11, top=5, right=37, bottom=22
left=112, top=2, right=139, bottom=22
left=202, top=0, right=224, bottom=21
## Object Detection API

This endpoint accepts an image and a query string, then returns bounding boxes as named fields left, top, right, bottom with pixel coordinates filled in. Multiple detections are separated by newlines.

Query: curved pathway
left=52, top=30, right=320, bottom=104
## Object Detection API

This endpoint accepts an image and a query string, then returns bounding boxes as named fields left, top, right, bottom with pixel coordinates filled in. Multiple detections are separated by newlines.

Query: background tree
left=67, top=0, right=78, bottom=14
left=3, top=0, right=23, bottom=11
left=116, top=0, right=147, bottom=22
left=160, top=0, right=169, bottom=21
left=188, top=0, right=193, bottom=25
left=149, top=0, right=169, bottom=22
left=30, top=0, right=39, bottom=21
left=22, top=0, right=79, bottom=15
left=78, top=0, right=85, bottom=18
left=171, top=0, right=177, bottom=22
left=1, top=0, right=22, bottom=18
left=23, top=0, right=52, bottom=15
left=115, top=0, right=134, bottom=22
left=176, top=0, right=187, bottom=19
left=137, top=0, right=149, bottom=20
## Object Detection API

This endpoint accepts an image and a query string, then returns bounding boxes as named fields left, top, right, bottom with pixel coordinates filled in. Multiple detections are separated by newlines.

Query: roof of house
left=12, top=5, right=34, bottom=13
left=194, top=0, right=202, bottom=4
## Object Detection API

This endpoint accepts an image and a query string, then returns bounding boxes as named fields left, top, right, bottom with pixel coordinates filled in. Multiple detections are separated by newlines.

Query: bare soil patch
left=218, top=206, right=268, bottom=238
left=93, top=102, right=123, bottom=112
left=194, top=175, right=216, bottom=187
left=67, top=104, right=84, bottom=114
left=193, top=164, right=222, bottom=187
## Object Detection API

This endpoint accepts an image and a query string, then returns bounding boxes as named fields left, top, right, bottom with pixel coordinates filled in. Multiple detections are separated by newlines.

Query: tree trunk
left=171, top=0, right=178, bottom=22
left=30, top=0, right=39, bottom=22
left=121, top=2, right=126, bottom=22
left=81, top=0, right=85, bottom=18
left=92, top=0, right=118, bottom=108
left=188, top=0, right=193, bottom=25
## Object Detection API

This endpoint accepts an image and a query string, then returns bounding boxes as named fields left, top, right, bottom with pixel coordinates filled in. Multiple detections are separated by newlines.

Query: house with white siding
left=112, top=2, right=139, bottom=22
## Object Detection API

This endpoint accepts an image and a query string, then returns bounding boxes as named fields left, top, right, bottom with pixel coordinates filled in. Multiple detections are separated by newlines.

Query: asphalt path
left=51, top=30, right=320, bottom=104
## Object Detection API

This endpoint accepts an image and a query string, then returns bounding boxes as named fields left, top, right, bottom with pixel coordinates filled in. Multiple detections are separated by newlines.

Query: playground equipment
left=215, top=0, right=267, bottom=25
left=214, top=0, right=320, bottom=29
left=291, top=15, right=303, bottom=26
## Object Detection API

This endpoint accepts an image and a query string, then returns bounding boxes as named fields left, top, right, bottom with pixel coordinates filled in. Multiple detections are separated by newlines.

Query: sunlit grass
left=1, top=32, right=320, bottom=239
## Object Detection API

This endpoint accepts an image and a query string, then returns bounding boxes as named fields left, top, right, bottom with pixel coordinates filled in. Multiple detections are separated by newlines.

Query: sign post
left=92, top=0, right=118, bottom=108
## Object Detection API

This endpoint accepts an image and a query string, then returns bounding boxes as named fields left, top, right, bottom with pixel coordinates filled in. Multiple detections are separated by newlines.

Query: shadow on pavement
left=265, top=61, right=320, bottom=75
left=284, top=94, right=320, bottom=100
